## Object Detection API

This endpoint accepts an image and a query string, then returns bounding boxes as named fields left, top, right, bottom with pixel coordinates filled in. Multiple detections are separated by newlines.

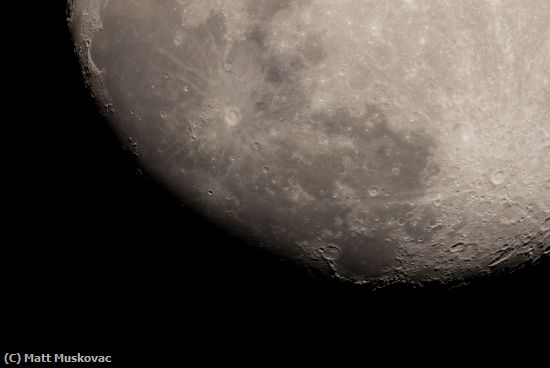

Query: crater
left=225, top=107, right=241, bottom=127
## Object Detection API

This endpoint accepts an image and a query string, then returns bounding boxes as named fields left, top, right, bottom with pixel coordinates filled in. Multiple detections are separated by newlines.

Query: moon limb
left=69, top=0, right=550, bottom=287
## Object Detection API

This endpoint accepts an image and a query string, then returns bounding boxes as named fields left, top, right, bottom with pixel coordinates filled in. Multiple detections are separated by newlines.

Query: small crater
left=224, top=107, right=241, bottom=127
left=223, top=61, right=233, bottom=73
left=368, top=186, right=381, bottom=197
left=490, top=170, right=506, bottom=186
left=320, top=244, right=342, bottom=261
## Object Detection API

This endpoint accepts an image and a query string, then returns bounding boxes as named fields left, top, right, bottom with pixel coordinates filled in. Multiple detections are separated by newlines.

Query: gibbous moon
left=68, top=0, right=550, bottom=287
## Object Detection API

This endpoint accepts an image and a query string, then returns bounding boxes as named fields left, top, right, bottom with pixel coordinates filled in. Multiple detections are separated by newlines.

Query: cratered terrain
left=68, top=0, right=550, bottom=288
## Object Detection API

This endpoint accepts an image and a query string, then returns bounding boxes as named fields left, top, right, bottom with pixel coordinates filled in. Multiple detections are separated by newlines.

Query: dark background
left=2, top=1, right=548, bottom=358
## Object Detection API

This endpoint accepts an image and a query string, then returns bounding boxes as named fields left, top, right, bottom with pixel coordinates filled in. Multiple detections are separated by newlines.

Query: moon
left=68, top=0, right=550, bottom=287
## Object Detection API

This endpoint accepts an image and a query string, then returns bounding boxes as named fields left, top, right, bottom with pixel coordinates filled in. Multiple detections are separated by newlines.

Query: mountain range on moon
left=68, top=0, right=550, bottom=288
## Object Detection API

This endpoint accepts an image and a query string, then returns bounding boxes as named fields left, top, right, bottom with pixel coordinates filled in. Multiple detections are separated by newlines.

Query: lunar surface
left=68, top=0, right=550, bottom=287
